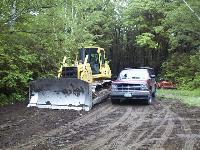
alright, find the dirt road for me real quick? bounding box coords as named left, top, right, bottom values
left=0, top=99, right=200, bottom=150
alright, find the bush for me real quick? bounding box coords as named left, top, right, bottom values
left=161, top=51, right=200, bottom=90
left=0, top=34, right=38, bottom=105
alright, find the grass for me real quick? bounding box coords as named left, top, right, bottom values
left=157, top=88, right=200, bottom=107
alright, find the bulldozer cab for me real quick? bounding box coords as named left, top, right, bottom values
left=79, top=47, right=105, bottom=74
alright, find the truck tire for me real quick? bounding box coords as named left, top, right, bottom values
left=146, top=96, right=152, bottom=105
left=152, top=85, right=156, bottom=97
left=152, top=92, right=156, bottom=97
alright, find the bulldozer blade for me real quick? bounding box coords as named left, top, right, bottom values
left=27, top=78, right=92, bottom=111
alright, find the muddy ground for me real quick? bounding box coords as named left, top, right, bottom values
left=0, top=98, right=200, bottom=150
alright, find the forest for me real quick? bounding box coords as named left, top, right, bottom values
left=0, top=0, right=200, bottom=105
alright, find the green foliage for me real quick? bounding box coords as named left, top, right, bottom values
left=157, top=89, right=200, bottom=107
left=0, top=0, right=200, bottom=105
left=162, top=51, right=200, bottom=89
left=0, top=0, right=116, bottom=105
left=156, top=0, right=200, bottom=90
left=136, top=33, right=158, bottom=49
left=0, top=33, right=38, bottom=104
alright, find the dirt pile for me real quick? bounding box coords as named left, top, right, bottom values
left=0, top=103, right=85, bottom=149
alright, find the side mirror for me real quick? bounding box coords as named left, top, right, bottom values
left=150, top=74, right=156, bottom=78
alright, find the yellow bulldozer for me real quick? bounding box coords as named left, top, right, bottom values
left=27, top=47, right=112, bottom=111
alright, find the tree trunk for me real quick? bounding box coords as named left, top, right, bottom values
left=9, top=0, right=16, bottom=31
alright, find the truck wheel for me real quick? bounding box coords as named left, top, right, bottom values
left=152, top=85, right=156, bottom=97
left=152, top=92, right=156, bottom=97
left=111, top=98, right=120, bottom=104
left=147, top=97, right=152, bottom=105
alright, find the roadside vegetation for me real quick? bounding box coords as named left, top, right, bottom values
left=0, top=0, right=199, bottom=105
left=157, top=89, right=200, bottom=107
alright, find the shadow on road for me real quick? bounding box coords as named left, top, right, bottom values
left=108, top=97, right=158, bottom=106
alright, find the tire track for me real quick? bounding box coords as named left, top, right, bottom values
left=127, top=106, right=172, bottom=149
left=98, top=107, right=139, bottom=150
left=5, top=99, right=199, bottom=150
left=100, top=106, right=151, bottom=150
left=152, top=118, right=175, bottom=149
left=164, top=103, right=195, bottom=150
left=64, top=106, right=133, bottom=150
left=177, top=115, right=195, bottom=150
left=54, top=105, right=118, bottom=139
left=155, top=101, right=195, bottom=150
left=87, top=107, right=134, bottom=150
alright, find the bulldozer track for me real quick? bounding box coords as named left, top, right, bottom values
left=1, top=99, right=200, bottom=150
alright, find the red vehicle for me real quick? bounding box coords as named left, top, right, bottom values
left=157, top=80, right=176, bottom=89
